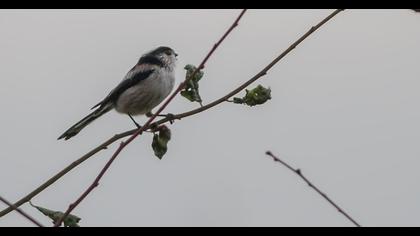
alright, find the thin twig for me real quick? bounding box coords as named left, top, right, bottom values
left=53, top=9, right=248, bottom=227
left=0, top=9, right=343, bottom=219
left=0, top=195, right=44, bottom=227
left=152, top=9, right=345, bottom=126
left=0, top=131, right=130, bottom=218
left=265, top=151, right=361, bottom=227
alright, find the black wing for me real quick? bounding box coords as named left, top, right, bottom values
left=91, top=68, right=155, bottom=110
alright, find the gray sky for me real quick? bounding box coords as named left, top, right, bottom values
left=0, top=9, right=420, bottom=227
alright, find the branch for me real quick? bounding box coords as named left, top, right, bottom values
left=265, top=151, right=361, bottom=227
left=0, top=9, right=343, bottom=220
left=0, top=130, right=131, bottom=218
left=0, top=195, right=44, bottom=227
left=53, top=9, right=248, bottom=227
left=153, top=10, right=345, bottom=125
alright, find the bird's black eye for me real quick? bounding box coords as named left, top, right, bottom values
left=165, top=50, right=172, bottom=56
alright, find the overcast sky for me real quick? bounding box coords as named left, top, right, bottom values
left=0, top=9, right=420, bottom=227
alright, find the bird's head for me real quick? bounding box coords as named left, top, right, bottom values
left=139, top=46, right=178, bottom=71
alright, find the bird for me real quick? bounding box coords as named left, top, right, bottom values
left=58, top=46, right=178, bottom=140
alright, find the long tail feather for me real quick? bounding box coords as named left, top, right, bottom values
left=58, top=104, right=112, bottom=140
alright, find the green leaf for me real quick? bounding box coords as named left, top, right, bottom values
left=233, top=84, right=271, bottom=106
left=151, top=125, right=172, bottom=159
left=29, top=202, right=81, bottom=227
left=181, top=64, right=204, bottom=104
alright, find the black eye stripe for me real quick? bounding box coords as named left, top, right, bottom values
left=137, top=55, right=165, bottom=67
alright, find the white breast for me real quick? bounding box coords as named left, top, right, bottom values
left=115, top=68, right=175, bottom=115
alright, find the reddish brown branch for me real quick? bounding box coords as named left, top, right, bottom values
left=265, top=151, right=361, bottom=227
left=0, top=195, right=44, bottom=227
left=53, top=9, right=248, bottom=227
left=0, top=9, right=343, bottom=220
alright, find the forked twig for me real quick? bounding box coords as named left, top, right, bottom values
left=53, top=9, right=248, bottom=227
left=1, top=9, right=344, bottom=222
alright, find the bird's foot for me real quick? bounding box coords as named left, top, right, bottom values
left=146, top=112, right=177, bottom=124
left=128, top=114, right=142, bottom=129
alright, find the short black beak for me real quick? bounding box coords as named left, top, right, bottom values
left=175, top=53, right=178, bottom=57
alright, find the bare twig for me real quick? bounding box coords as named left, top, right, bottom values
left=53, top=9, right=248, bottom=227
left=0, top=9, right=343, bottom=219
left=0, top=195, right=44, bottom=227
left=0, top=131, right=131, bottom=218
left=265, top=151, right=361, bottom=227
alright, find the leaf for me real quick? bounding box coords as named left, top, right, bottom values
left=181, top=64, right=204, bottom=104
left=233, top=84, right=272, bottom=106
left=151, top=125, right=171, bottom=159
left=29, top=201, right=81, bottom=227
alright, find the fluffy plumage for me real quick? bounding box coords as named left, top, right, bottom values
left=58, top=46, right=177, bottom=140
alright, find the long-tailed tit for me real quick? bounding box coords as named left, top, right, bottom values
left=58, top=46, right=177, bottom=140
